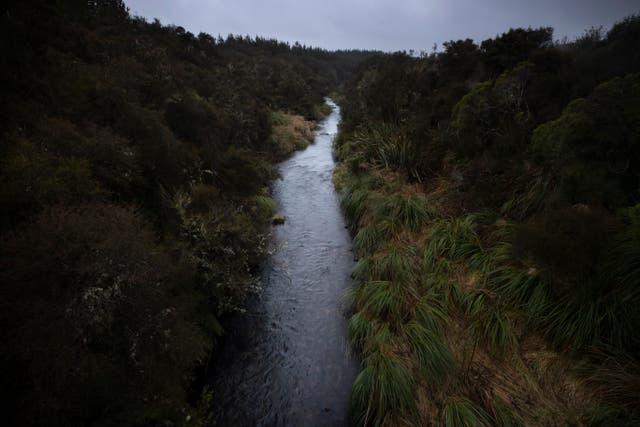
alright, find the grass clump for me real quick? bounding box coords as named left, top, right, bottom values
left=490, top=398, right=524, bottom=427
left=443, top=397, right=492, bottom=427
left=357, top=280, right=406, bottom=325
left=350, top=351, right=416, bottom=427
left=270, top=111, right=316, bottom=158
left=404, top=321, right=455, bottom=382
left=374, top=192, right=435, bottom=232
left=353, top=223, right=388, bottom=257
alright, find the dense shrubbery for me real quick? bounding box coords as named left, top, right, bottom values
left=337, top=15, right=640, bottom=426
left=1, top=203, right=208, bottom=425
left=0, top=1, right=372, bottom=425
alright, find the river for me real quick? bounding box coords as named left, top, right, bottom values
left=208, top=99, right=358, bottom=426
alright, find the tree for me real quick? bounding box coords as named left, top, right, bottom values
left=481, top=27, right=553, bottom=76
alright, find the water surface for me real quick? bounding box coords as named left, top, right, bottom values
left=209, top=100, right=358, bottom=426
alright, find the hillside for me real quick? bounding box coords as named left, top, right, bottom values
left=0, top=1, right=372, bottom=425
left=335, top=15, right=640, bottom=426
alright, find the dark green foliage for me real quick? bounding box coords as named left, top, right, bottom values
left=0, top=140, right=105, bottom=226
left=350, top=351, right=416, bottom=426
left=0, top=2, right=374, bottom=426
left=338, top=12, right=640, bottom=426
left=490, top=398, right=524, bottom=427
left=354, top=124, right=422, bottom=180
left=531, top=73, right=640, bottom=208
left=443, top=397, right=492, bottom=427
left=480, top=27, right=553, bottom=77
left=0, top=204, right=208, bottom=426
left=404, top=321, right=455, bottom=382
left=374, top=193, right=435, bottom=231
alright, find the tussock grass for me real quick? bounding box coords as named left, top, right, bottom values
left=490, top=398, right=524, bottom=427
left=374, top=192, right=435, bottom=232
left=348, top=312, right=372, bottom=350
left=370, top=244, right=419, bottom=283
left=270, top=111, right=315, bottom=156
left=582, top=403, right=640, bottom=427
left=350, top=350, right=416, bottom=427
left=443, top=397, right=491, bottom=427
left=480, top=309, right=517, bottom=355
left=252, top=195, right=276, bottom=220
left=342, top=187, right=374, bottom=225
left=357, top=280, right=406, bottom=324
left=487, top=265, right=549, bottom=313
left=353, top=223, right=387, bottom=257
left=352, top=257, right=374, bottom=284
left=354, top=123, right=421, bottom=180
left=404, top=320, right=455, bottom=382
left=424, top=216, right=481, bottom=271
left=415, top=295, right=449, bottom=333
left=576, top=349, right=640, bottom=411
left=457, top=289, right=487, bottom=316
left=335, top=125, right=632, bottom=425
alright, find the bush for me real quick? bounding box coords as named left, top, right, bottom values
left=0, top=203, right=209, bottom=426
left=531, top=73, right=640, bottom=209
left=0, top=140, right=104, bottom=228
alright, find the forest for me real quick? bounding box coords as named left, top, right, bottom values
left=2, top=0, right=639, bottom=426
left=0, top=1, right=372, bottom=425
left=335, top=14, right=640, bottom=427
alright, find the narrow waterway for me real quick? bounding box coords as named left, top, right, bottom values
left=208, top=99, right=358, bottom=426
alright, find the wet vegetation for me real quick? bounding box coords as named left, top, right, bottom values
left=3, top=1, right=640, bottom=426
left=335, top=14, right=640, bottom=426
left=0, top=1, right=373, bottom=426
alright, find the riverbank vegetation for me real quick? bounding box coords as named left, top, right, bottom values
left=0, top=1, right=374, bottom=425
left=270, top=111, right=318, bottom=158
left=335, top=15, right=640, bottom=426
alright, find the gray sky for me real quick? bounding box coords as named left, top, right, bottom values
left=125, top=0, right=639, bottom=51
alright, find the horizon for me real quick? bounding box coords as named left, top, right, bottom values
left=125, top=0, right=638, bottom=52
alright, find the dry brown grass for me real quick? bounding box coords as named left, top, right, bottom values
left=271, top=111, right=316, bottom=158
left=340, top=156, right=602, bottom=426
left=410, top=309, right=595, bottom=426
left=405, top=179, right=594, bottom=425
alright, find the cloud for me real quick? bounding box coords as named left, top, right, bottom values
left=125, top=0, right=639, bottom=51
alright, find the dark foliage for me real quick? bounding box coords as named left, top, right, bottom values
left=337, top=13, right=640, bottom=426
left=0, top=1, right=374, bottom=425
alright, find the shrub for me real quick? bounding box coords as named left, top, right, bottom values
left=0, top=203, right=208, bottom=426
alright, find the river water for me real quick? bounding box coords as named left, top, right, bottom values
left=208, top=100, right=358, bottom=426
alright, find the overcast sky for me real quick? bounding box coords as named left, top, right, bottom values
left=125, top=0, right=639, bottom=52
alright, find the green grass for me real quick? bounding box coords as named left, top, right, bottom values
left=404, top=320, right=455, bottom=382
left=373, top=193, right=435, bottom=232
left=348, top=311, right=374, bottom=352
left=443, top=397, right=492, bottom=427
left=353, top=223, right=387, bottom=257
left=480, top=309, right=517, bottom=355
left=353, top=123, right=421, bottom=180
left=357, top=280, right=406, bottom=325
left=424, top=216, right=481, bottom=272
left=350, top=350, right=416, bottom=427
left=370, top=244, right=419, bottom=283
left=352, top=256, right=374, bottom=284
left=415, top=295, right=449, bottom=333
left=342, top=187, right=373, bottom=225
left=338, top=126, right=640, bottom=424
left=252, top=195, right=276, bottom=220
left=487, top=265, right=549, bottom=313
left=491, top=398, right=524, bottom=427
